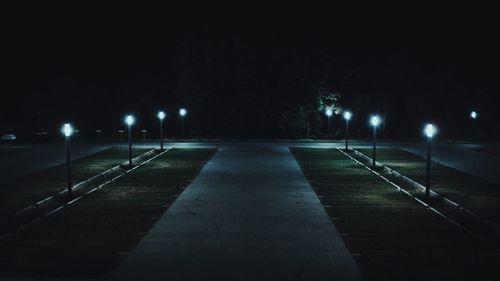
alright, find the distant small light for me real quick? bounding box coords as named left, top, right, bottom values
left=157, top=111, right=166, bottom=120
left=343, top=111, right=352, bottom=121
left=179, top=108, right=187, bottom=117
left=325, top=108, right=333, bottom=117
left=62, top=123, right=73, bottom=137
left=424, top=124, right=437, bottom=138
left=370, top=115, right=382, bottom=127
left=470, top=111, right=478, bottom=119
left=125, top=115, right=135, bottom=126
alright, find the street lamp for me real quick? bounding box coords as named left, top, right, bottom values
left=125, top=115, right=135, bottom=167
left=62, top=123, right=74, bottom=197
left=157, top=111, right=166, bottom=150
left=343, top=111, right=352, bottom=151
left=370, top=115, right=382, bottom=168
left=179, top=108, right=187, bottom=138
left=325, top=108, right=333, bottom=136
left=118, top=130, right=124, bottom=141
left=424, top=123, right=437, bottom=199
left=96, top=129, right=102, bottom=141
left=470, top=111, right=478, bottom=120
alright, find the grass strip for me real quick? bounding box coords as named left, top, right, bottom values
left=357, top=148, right=500, bottom=226
left=0, top=148, right=216, bottom=278
left=0, top=147, right=150, bottom=221
left=291, top=147, right=498, bottom=281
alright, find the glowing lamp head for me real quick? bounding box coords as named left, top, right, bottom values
left=370, top=115, right=382, bottom=127
left=325, top=108, right=333, bottom=117
left=125, top=115, right=135, bottom=126
left=343, top=111, right=352, bottom=121
left=424, top=124, right=437, bottom=138
left=470, top=111, right=478, bottom=119
left=179, top=108, right=187, bottom=117
left=157, top=111, right=166, bottom=120
left=62, top=123, right=73, bottom=137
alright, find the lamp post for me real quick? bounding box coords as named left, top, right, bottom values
left=370, top=115, right=382, bottom=168
left=125, top=115, right=135, bottom=167
left=141, top=130, right=147, bottom=142
left=62, top=123, right=73, bottom=197
left=96, top=129, right=102, bottom=141
left=424, top=124, right=437, bottom=199
left=343, top=111, right=352, bottom=151
left=179, top=108, right=187, bottom=138
left=158, top=111, right=166, bottom=150
left=470, top=110, right=478, bottom=140
left=325, top=108, right=333, bottom=136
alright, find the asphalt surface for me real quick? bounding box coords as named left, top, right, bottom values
left=114, top=143, right=364, bottom=281
left=0, top=143, right=111, bottom=184
left=400, top=142, right=500, bottom=185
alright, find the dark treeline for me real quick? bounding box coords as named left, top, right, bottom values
left=2, top=20, right=499, bottom=140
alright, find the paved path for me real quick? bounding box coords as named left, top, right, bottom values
left=114, top=143, right=363, bottom=281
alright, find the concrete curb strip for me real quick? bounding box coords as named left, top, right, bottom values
left=0, top=148, right=172, bottom=241
left=8, top=149, right=157, bottom=220
left=351, top=148, right=500, bottom=233
left=338, top=148, right=489, bottom=244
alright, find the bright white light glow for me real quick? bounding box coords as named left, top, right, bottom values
left=125, top=115, right=135, bottom=126
left=62, top=123, right=73, bottom=137
left=157, top=111, right=166, bottom=120
left=179, top=108, right=187, bottom=117
left=370, top=115, right=382, bottom=127
left=470, top=111, right=478, bottom=119
left=424, top=124, right=437, bottom=138
left=325, top=108, right=333, bottom=117
left=343, top=111, right=352, bottom=121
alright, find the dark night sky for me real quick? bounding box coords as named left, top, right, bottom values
left=2, top=7, right=499, bottom=139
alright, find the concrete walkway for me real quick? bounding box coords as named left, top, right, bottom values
left=114, top=143, right=363, bottom=281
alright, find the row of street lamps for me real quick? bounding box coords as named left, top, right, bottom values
left=61, top=108, right=188, bottom=197
left=333, top=110, right=437, bottom=199
left=60, top=107, right=476, bottom=199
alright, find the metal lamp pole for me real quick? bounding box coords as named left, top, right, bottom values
left=424, top=124, right=437, bottom=199
left=128, top=124, right=132, bottom=166
left=343, top=111, right=352, bottom=151
left=179, top=108, right=187, bottom=138
left=370, top=115, right=381, bottom=168
left=158, top=111, right=165, bottom=150
left=125, top=115, right=135, bottom=167
left=325, top=108, right=333, bottom=137
left=372, top=125, right=377, bottom=167
left=62, top=124, right=73, bottom=197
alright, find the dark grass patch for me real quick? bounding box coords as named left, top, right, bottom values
left=357, top=148, right=500, bottom=226
left=0, top=147, right=150, bottom=220
left=291, top=147, right=498, bottom=281
left=0, top=148, right=216, bottom=278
